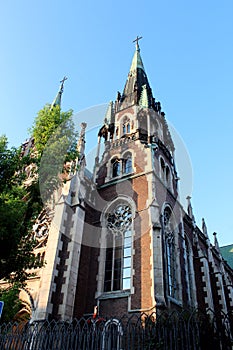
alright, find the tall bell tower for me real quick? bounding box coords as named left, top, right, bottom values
left=75, top=38, right=185, bottom=318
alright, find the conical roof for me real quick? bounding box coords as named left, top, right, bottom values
left=119, top=39, right=154, bottom=109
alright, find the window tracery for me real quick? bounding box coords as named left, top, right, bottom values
left=122, top=116, right=131, bottom=136
left=104, top=204, right=132, bottom=292
left=110, top=153, right=133, bottom=178
left=32, top=208, right=53, bottom=249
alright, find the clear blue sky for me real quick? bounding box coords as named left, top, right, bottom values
left=1, top=0, right=232, bottom=246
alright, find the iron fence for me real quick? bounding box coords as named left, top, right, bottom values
left=0, top=309, right=232, bottom=350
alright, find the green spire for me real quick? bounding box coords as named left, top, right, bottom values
left=130, top=37, right=145, bottom=72
left=120, top=36, right=154, bottom=109
left=51, top=76, right=67, bottom=109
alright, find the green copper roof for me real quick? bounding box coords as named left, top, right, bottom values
left=120, top=41, right=154, bottom=109
left=139, top=84, right=149, bottom=107
left=220, top=244, right=233, bottom=269
left=51, top=76, right=67, bottom=109
left=129, top=46, right=145, bottom=73
left=51, top=91, right=62, bottom=108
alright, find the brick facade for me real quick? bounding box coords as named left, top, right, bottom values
left=17, top=43, right=233, bottom=321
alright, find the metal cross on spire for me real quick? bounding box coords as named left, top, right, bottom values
left=50, top=76, right=68, bottom=110
left=133, top=36, right=143, bottom=50
left=60, top=76, right=68, bottom=92
left=60, top=76, right=68, bottom=84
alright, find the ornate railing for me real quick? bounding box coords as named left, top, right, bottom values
left=0, top=309, right=232, bottom=349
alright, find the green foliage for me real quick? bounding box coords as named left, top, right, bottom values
left=31, top=104, right=79, bottom=204
left=0, top=103, right=78, bottom=283
left=0, top=187, right=27, bottom=258
left=0, top=137, right=42, bottom=283
left=0, top=136, right=26, bottom=191
left=0, top=284, right=21, bottom=322
left=30, top=104, right=74, bottom=156
left=38, top=115, right=79, bottom=203
left=0, top=171, right=41, bottom=282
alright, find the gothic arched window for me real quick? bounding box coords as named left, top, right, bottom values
left=163, top=207, right=177, bottom=299
left=122, top=116, right=130, bottom=137
left=160, top=158, right=165, bottom=182
left=104, top=204, right=132, bottom=292
left=185, top=235, right=194, bottom=305
left=165, top=166, right=170, bottom=188
left=123, top=153, right=132, bottom=174
left=112, top=158, right=121, bottom=177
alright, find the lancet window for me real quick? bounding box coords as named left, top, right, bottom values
left=122, top=116, right=131, bottom=136
left=104, top=204, right=132, bottom=292
left=160, top=158, right=171, bottom=189
left=111, top=154, right=133, bottom=178
left=185, top=235, right=194, bottom=305
left=112, top=158, right=121, bottom=177
left=160, top=158, right=165, bottom=181
left=123, top=153, right=132, bottom=174
left=163, top=207, right=177, bottom=299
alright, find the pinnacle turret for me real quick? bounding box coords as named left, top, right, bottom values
left=213, top=232, right=220, bottom=253
left=186, top=196, right=196, bottom=226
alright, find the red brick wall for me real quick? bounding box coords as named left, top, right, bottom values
left=99, top=297, right=128, bottom=318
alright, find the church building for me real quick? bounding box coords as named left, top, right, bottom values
left=17, top=39, right=233, bottom=321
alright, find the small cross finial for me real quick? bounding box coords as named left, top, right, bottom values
left=59, top=76, right=67, bottom=92
left=133, top=36, right=143, bottom=50
left=60, top=76, right=67, bottom=85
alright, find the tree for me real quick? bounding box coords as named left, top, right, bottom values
left=30, top=104, right=74, bottom=157
left=0, top=135, right=25, bottom=191
left=31, top=104, right=78, bottom=204
left=0, top=104, right=78, bottom=285
left=0, top=284, right=22, bottom=323
left=0, top=136, right=41, bottom=283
